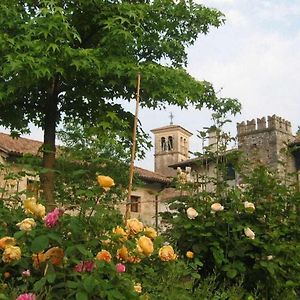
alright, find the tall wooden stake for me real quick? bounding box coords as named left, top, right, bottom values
left=125, top=73, right=141, bottom=222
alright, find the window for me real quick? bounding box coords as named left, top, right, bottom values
left=130, top=195, right=140, bottom=213
left=293, top=149, right=300, bottom=171
left=167, top=136, right=173, bottom=150
left=161, top=137, right=167, bottom=151
left=27, top=179, right=39, bottom=198
left=225, top=163, right=235, bottom=180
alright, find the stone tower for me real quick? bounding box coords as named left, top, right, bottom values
left=237, top=115, right=293, bottom=172
left=151, top=124, right=192, bottom=176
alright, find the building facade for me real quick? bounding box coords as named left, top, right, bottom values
left=152, top=115, right=300, bottom=188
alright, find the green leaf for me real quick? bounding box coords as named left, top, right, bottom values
left=14, top=230, right=26, bottom=239
left=83, top=276, right=96, bottom=294
left=226, top=268, right=237, bottom=279
left=33, top=277, right=47, bottom=292
left=66, top=280, right=79, bottom=289
left=46, top=271, right=56, bottom=283
left=76, top=244, right=91, bottom=256
left=76, top=291, right=89, bottom=300
left=47, top=232, right=63, bottom=244
left=31, top=235, right=49, bottom=252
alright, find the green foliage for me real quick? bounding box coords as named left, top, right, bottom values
left=162, top=166, right=300, bottom=299
left=0, top=0, right=241, bottom=203
left=0, top=0, right=240, bottom=132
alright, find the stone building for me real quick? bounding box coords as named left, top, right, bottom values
left=0, top=132, right=42, bottom=199
left=151, top=124, right=192, bottom=176
left=0, top=114, right=299, bottom=226
left=0, top=132, right=171, bottom=227
left=152, top=115, right=300, bottom=188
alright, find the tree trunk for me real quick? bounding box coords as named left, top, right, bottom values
left=40, top=77, right=59, bottom=209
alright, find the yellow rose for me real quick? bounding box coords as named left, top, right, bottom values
left=137, top=236, right=154, bottom=256
left=35, top=204, right=46, bottom=218
left=134, top=282, right=142, bottom=293
left=144, top=227, right=157, bottom=239
left=186, top=251, right=194, bottom=259
left=96, top=250, right=112, bottom=262
left=16, top=218, right=36, bottom=231
left=0, top=237, right=16, bottom=250
left=126, top=218, right=144, bottom=235
left=23, top=197, right=45, bottom=218
left=112, top=226, right=128, bottom=242
left=23, top=197, right=37, bottom=212
left=97, top=175, right=115, bottom=191
left=2, top=245, right=21, bottom=263
left=116, top=246, right=129, bottom=261
left=158, top=245, right=177, bottom=262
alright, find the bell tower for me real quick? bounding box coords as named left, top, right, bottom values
left=151, top=124, right=192, bottom=176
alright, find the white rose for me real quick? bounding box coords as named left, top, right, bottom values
left=211, top=203, right=224, bottom=213
left=244, top=201, right=255, bottom=213
left=186, top=207, right=198, bottom=219
left=244, top=227, right=255, bottom=240
left=267, top=255, right=274, bottom=261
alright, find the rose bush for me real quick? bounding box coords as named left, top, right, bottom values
left=162, top=166, right=300, bottom=298
left=0, top=175, right=185, bottom=300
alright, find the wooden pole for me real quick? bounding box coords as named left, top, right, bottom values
left=125, top=73, right=141, bottom=222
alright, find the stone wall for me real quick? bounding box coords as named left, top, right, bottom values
left=237, top=115, right=294, bottom=174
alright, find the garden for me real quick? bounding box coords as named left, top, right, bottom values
left=0, top=0, right=299, bottom=299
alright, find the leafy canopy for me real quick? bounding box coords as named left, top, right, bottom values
left=0, top=0, right=240, bottom=133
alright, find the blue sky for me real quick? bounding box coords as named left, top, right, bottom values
left=2, top=0, right=299, bottom=171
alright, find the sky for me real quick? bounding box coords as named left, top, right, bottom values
left=2, top=0, right=300, bottom=171
left=135, top=0, right=300, bottom=170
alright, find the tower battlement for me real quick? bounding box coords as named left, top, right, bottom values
left=237, top=115, right=292, bottom=136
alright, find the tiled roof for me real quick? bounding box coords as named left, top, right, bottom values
left=0, top=132, right=171, bottom=184
left=169, top=148, right=239, bottom=168
left=0, top=132, right=42, bottom=156
left=134, top=166, right=172, bottom=184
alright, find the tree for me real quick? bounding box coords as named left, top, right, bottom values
left=0, top=0, right=240, bottom=206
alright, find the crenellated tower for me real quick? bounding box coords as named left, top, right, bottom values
left=151, top=124, right=192, bottom=176
left=237, top=115, right=293, bottom=171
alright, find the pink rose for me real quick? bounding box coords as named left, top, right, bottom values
left=74, top=261, right=95, bottom=273
left=44, top=208, right=63, bottom=228
left=16, top=293, right=36, bottom=300
left=116, top=263, right=126, bottom=273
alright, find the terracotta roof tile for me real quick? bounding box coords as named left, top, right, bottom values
left=134, top=166, right=172, bottom=184
left=0, top=132, right=42, bottom=156
left=0, top=132, right=171, bottom=184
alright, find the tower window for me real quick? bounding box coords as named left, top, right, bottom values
left=161, top=137, right=167, bottom=151
left=167, top=136, right=173, bottom=151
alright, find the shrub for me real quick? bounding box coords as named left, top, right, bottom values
left=162, top=166, right=300, bottom=298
